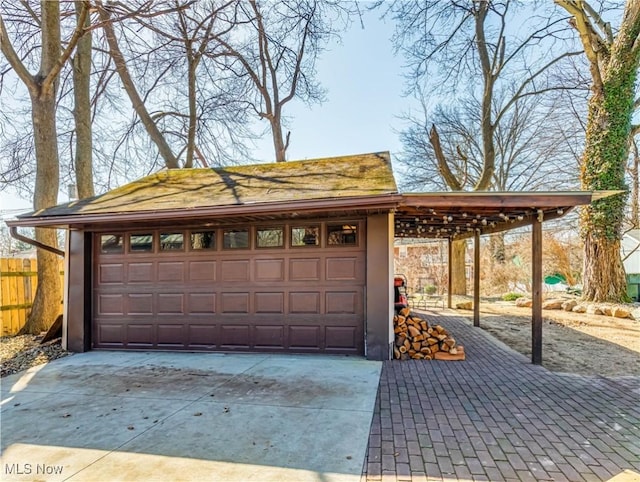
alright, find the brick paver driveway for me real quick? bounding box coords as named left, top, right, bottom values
left=363, top=313, right=639, bottom=482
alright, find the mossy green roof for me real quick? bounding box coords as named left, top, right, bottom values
left=29, top=152, right=397, bottom=218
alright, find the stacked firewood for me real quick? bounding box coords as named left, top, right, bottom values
left=393, top=308, right=465, bottom=361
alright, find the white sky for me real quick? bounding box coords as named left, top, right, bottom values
left=1, top=11, right=411, bottom=212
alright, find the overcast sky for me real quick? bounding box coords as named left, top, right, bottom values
left=1, top=10, right=411, bottom=212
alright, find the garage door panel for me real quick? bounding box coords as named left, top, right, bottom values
left=99, top=264, right=124, bottom=284
left=188, top=324, right=218, bottom=347
left=326, top=291, right=359, bottom=314
left=289, top=292, right=320, bottom=313
left=255, top=259, right=284, bottom=281
left=97, top=323, right=125, bottom=346
left=221, top=293, right=250, bottom=313
left=127, top=294, right=153, bottom=314
left=97, top=294, right=124, bottom=315
left=289, top=325, right=321, bottom=349
left=189, top=260, right=216, bottom=281
left=158, top=293, right=184, bottom=314
left=128, top=262, right=154, bottom=282
left=220, top=324, right=250, bottom=348
left=326, top=257, right=359, bottom=280
left=188, top=293, right=216, bottom=314
left=325, top=326, right=358, bottom=350
left=289, top=258, right=320, bottom=280
left=157, top=324, right=186, bottom=347
left=221, top=259, right=250, bottom=281
left=255, top=292, right=284, bottom=313
left=158, top=261, right=184, bottom=282
left=254, top=325, right=284, bottom=348
left=127, top=324, right=155, bottom=346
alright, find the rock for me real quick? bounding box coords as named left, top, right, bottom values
left=601, top=306, right=614, bottom=316
left=515, top=297, right=532, bottom=308
left=542, top=299, right=564, bottom=310
left=562, top=300, right=577, bottom=311
left=612, top=307, right=632, bottom=319
left=632, top=307, right=640, bottom=321
left=572, top=304, right=587, bottom=313
left=586, top=305, right=603, bottom=315
left=456, top=301, right=473, bottom=310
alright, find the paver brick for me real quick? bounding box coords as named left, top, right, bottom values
left=361, top=314, right=640, bottom=482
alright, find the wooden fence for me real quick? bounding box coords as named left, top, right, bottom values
left=0, top=258, right=64, bottom=336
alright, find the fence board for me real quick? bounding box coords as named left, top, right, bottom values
left=0, top=258, right=64, bottom=336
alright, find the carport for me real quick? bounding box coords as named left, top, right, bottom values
left=393, top=191, right=616, bottom=364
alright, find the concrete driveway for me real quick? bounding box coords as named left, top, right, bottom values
left=1, top=351, right=381, bottom=481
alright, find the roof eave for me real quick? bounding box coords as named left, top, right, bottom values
left=399, top=191, right=598, bottom=208
left=5, top=193, right=402, bottom=229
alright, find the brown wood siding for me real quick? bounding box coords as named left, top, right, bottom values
left=92, top=220, right=365, bottom=354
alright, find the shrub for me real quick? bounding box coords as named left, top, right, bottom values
left=502, top=292, right=524, bottom=301
left=424, top=285, right=437, bottom=295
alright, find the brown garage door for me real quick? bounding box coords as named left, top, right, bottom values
left=92, top=220, right=365, bottom=354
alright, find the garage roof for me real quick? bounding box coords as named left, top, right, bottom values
left=15, top=152, right=396, bottom=223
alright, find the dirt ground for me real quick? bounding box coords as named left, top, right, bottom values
left=454, top=301, right=639, bottom=378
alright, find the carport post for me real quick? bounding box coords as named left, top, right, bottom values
left=473, top=230, right=480, bottom=327
left=532, top=216, right=543, bottom=364
left=447, top=238, right=453, bottom=309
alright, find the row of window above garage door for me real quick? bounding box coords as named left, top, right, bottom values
left=98, top=222, right=359, bottom=254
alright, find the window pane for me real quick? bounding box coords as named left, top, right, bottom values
left=100, top=234, right=123, bottom=254
left=223, top=228, right=249, bottom=249
left=160, top=232, right=184, bottom=251
left=130, top=233, right=154, bottom=252
left=257, top=227, right=283, bottom=248
left=291, top=226, right=319, bottom=247
left=327, top=224, right=358, bottom=245
left=191, top=231, right=216, bottom=250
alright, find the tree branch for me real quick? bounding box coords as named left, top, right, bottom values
left=42, top=1, right=90, bottom=92
left=429, top=124, right=463, bottom=191
left=0, top=14, right=36, bottom=91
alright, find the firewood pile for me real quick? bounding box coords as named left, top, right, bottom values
left=393, top=308, right=465, bottom=361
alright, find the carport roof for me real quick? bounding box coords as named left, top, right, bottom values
left=393, top=191, right=618, bottom=240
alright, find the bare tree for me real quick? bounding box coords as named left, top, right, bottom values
left=211, top=0, right=353, bottom=162
left=388, top=0, right=582, bottom=295
left=556, top=0, right=640, bottom=302
left=94, top=0, right=254, bottom=170
left=0, top=0, right=89, bottom=334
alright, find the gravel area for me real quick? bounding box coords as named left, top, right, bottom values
left=0, top=335, right=71, bottom=378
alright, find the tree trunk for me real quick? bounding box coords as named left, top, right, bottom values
left=581, top=233, right=627, bottom=301
left=185, top=52, right=198, bottom=169
left=270, top=110, right=288, bottom=162
left=630, top=140, right=639, bottom=228
left=73, top=0, right=94, bottom=199
left=488, top=233, right=505, bottom=263
left=579, top=42, right=638, bottom=302
left=19, top=93, right=62, bottom=334
left=450, top=239, right=467, bottom=295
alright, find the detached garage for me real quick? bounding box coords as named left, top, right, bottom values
left=7, top=151, right=605, bottom=361
left=10, top=153, right=399, bottom=359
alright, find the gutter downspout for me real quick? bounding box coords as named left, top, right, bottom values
left=9, top=226, right=65, bottom=257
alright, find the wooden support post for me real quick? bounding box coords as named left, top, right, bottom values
left=447, top=237, right=453, bottom=309
left=532, top=216, right=543, bottom=364
left=473, top=231, right=480, bottom=327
